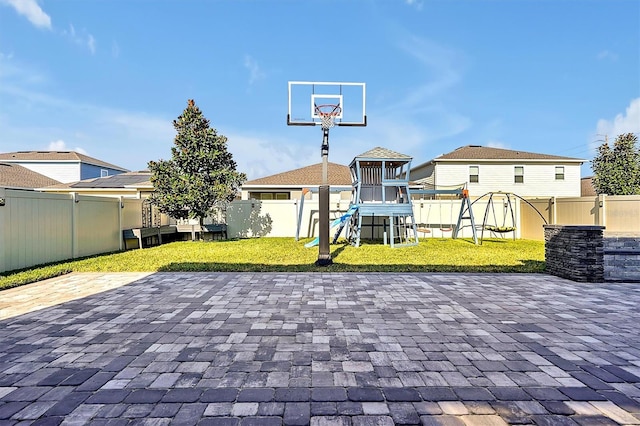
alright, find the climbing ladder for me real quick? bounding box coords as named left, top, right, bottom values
left=452, top=189, right=477, bottom=244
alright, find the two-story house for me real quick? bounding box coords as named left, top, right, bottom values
left=410, top=145, right=584, bottom=198
left=0, top=151, right=129, bottom=184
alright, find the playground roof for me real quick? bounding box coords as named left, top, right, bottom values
left=243, top=162, right=351, bottom=186
left=0, top=163, right=61, bottom=189
left=433, top=145, right=584, bottom=162
left=354, top=147, right=412, bottom=160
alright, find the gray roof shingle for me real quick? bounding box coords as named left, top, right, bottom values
left=435, top=145, right=584, bottom=162
left=0, top=151, right=129, bottom=171
left=244, top=162, right=351, bottom=186
left=354, top=147, right=412, bottom=160
left=0, top=163, right=62, bottom=189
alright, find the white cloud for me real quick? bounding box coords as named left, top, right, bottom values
left=393, top=36, right=462, bottom=110
left=0, top=0, right=51, bottom=29
left=405, top=0, right=424, bottom=10
left=111, top=41, right=120, bottom=59
left=61, top=24, right=96, bottom=54
left=487, top=140, right=509, bottom=149
left=352, top=34, right=471, bottom=159
left=87, top=34, right=96, bottom=55
left=595, top=98, right=640, bottom=140
left=244, top=55, right=266, bottom=86
left=0, top=63, right=174, bottom=170
left=47, top=139, right=88, bottom=154
left=597, top=50, right=618, bottom=61
left=0, top=52, right=47, bottom=85
left=0, top=2, right=96, bottom=54
left=587, top=98, right=640, bottom=161
left=224, top=130, right=317, bottom=180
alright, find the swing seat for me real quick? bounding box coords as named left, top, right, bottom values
left=417, top=228, right=431, bottom=233
left=485, top=225, right=516, bottom=233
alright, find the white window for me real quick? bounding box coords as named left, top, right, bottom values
left=555, top=166, right=565, bottom=180
left=469, top=166, right=479, bottom=183
left=514, top=166, right=524, bottom=183
left=101, top=169, right=109, bottom=177
left=249, top=192, right=290, bottom=200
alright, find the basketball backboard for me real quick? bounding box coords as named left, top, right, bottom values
left=287, top=81, right=366, bottom=127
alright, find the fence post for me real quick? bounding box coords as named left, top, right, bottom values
left=597, top=194, right=606, bottom=227
left=71, top=192, right=79, bottom=259
left=0, top=188, right=5, bottom=273
left=119, top=196, right=124, bottom=251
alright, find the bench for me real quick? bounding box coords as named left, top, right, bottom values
left=122, top=225, right=178, bottom=249
left=176, top=223, right=228, bottom=241
left=202, top=224, right=227, bottom=240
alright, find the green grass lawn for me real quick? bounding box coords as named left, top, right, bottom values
left=0, top=237, right=545, bottom=291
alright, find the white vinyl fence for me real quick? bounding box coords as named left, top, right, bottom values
left=223, top=198, right=507, bottom=241
left=9, top=188, right=637, bottom=273
left=0, top=188, right=125, bottom=273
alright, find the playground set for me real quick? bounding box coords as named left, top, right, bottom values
left=287, top=81, right=545, bottom=259
left=294, top=146, right=482, bottom=248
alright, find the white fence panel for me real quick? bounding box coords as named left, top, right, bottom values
left=224, top=198, right=508, bottom=241
left=1, top=189, right=127, bottom=273
left=0, top=189, right=73, bottom=272
left=75, top=195, right=121, bottom=258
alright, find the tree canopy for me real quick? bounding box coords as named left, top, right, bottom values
left=591, top=132, right=640, bottom=195
left=148, top=99, right=246, bottom=222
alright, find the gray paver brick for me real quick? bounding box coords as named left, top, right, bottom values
left=3, top=272, right=640, bottom=425
left=201, top=388, right=239, bottom=403
left=275, top=388, right=310, bottom=402
left=283, top=402, right=310, bottom=425
left=312, top=387, right=347, bottom=402
left=351, top=415, right=394, bottom=426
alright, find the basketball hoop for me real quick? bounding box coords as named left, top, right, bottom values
left=315, top=104, right=342, bottom=129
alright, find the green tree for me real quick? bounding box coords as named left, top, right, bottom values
left=591, top=132, right=640, bottom=195
left=148, top=99, right=246, bottom=224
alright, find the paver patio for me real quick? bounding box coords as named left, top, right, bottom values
left=0, top=272, right=639, bottom=425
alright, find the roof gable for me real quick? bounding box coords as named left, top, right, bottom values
left=244, top=162, right=351, bottom=186
left=0, top=151, right=129, bottom=171
left=0, top=163, right=61, bottom=189
left=354, top=147, right=412, bottom=160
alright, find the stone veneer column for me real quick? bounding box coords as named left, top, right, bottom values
left=544, top=225, right=604, bottom=282
left=604, top=232, right=640, bottom=282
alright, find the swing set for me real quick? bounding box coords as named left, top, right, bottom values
left=412, top=183, right=478, bottom=244
left=471, top=192, right=548, bottom=244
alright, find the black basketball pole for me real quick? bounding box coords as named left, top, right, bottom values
left=316, top=127, right=332, bottom=266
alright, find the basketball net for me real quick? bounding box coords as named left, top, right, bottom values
left=315, top=104, right=342, bottom=130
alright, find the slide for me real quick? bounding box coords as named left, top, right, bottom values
left=304, top=206, right=358, bottom=248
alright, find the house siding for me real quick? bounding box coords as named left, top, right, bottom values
left=80, top=163, right=125, bottom=180
left=242, top=188, right=350, bottom=202
left=17, top=162, right=82, bottom=184
left=434, top=162, right=581, bottom=198
left=410, top=163, right=435, bottom=185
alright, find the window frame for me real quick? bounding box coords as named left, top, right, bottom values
left=555, top=166, right=565, bottom=180
left=469, top=165, right=479, bottom=184
left=248, top=192, right=291, bottom=201
left=514, top=166, right=524, bottom=184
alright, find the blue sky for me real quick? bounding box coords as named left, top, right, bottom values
left=1, top=0, right=638, bottom=180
